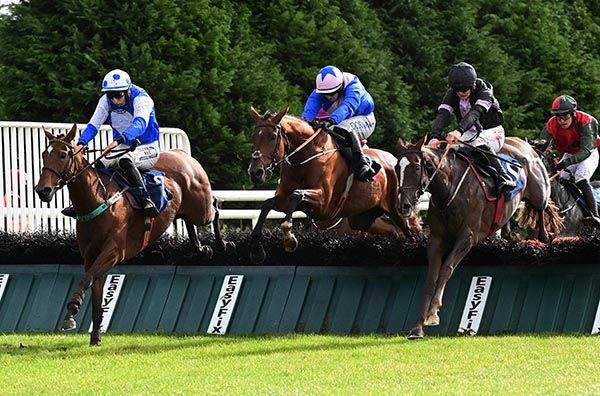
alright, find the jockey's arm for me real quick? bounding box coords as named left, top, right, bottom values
left=78, top=97, right=110, bottom=146
left=456, top=103, right=487, bottom=134
left=329, top=85, right=361, bottom=124
left=121, top=95, right=154, bottom=144
left=565, top=121, right=599, bottom=165
left=301, top=92, right=322, bottom=121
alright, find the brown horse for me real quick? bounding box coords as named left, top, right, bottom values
left=311, top=214, right=414, bottom=238
left=35, top=124, right=233, bottom=345
left=531, top=140, right=600, bottom=236
left=247, top=107, right=421, bottom=263
left=395, top=135, right=561, bottom=339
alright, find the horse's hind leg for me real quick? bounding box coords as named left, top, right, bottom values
left=211, top=197, right=235, bottom=253
left=185, top=220, right=212, bottom=258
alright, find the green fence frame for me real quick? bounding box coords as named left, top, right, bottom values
left=0, top=264, right=599, bottom=335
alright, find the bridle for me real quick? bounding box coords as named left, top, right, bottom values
left=251, top=119, right=335, bottom=175
left=41, top=139, right=85, bottom=189
left=396, top=149, right=427, bottom=202
left=251, top=121, right=290, bottom=174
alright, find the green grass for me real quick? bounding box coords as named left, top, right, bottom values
left=1, top=333, right=599, bottom=395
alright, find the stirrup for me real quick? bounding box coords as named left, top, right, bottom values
left=497, top=178, right=516, bottom=194
left=355, top=163, right=377, bottom=182
left=143, top=199, right=160, bottom=218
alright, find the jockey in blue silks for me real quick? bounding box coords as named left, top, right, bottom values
left=64, top=69, right=161, bottom=218
left=301, top=65, right=379, bottom=181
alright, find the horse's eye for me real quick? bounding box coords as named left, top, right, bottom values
left=60, top=152, right=67, bottom=159
left=270, top=134, right=277, bottom=141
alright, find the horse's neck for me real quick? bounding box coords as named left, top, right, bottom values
left=67, top=158, right=106, bottom=210
left=426, top=150, right=465, bottom=207
left=283, top=119, right=333, bottom=154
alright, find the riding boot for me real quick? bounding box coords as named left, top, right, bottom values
left=341, top=127, right=379, bottom=181
left=119, top=158, right=160, bottom=217
left=481, top=147, right=516, bottom=195
left=576, top=179, right=600, bottom=226
left=61, top=205, right=76, bottom=218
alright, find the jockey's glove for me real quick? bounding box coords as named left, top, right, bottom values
left=311, top=118, right=335, bottom=131
left=556, top=160, right=570, bottom=171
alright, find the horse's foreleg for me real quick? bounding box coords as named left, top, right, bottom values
left=427, top=232, right=474, bottom=327
left=62, top=241, right=122, bottom=341
left=211, top=197, right=235, bottom=254
left=408, top=236, right=445, bottom=340
left=250, top=197, right=275, bottom=263
left=61, top=270, right=93, bottom=331
left=89, top=277, right=104, bottom=346
left=281, top=190, right=305, bottom=253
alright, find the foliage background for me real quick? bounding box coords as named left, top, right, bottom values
left=1, top=0, right=599, bottom=188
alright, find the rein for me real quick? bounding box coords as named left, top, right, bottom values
left=43, top=139, right=133, bottom=222
left=252, top=121, right=337, bottom=174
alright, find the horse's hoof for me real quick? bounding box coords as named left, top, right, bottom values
left=200, top=246, right=213, bottom=259
left=61, top=318, right=77, bottom=331
left=407, top=327, right=424, bottom=340
left=90, top=334, right=102, bottom=346
left=424, top=313, right=440, bottom=327
left=224, top=241, right=236, bottom=254
left=250, top=245, right=266, bottom=264
left=284, top=235, right=298, bottom=253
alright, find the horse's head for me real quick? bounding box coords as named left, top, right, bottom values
left=395, top=135, right=429, bottom=217
left=530, top=138, right=558, bottom=174
left=247, top=106, right=289, bottom=184
left=35, top=124, right=81, bottom=202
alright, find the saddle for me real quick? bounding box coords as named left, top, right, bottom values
left=455, top=149, right=524, bottom=201
left=97, top=168, right=172, bottom=213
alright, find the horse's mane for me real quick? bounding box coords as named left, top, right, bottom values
left=279, top=114, right=320, bottom=140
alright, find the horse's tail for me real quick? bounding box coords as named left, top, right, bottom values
left=517, top=198, right=564, bottom=234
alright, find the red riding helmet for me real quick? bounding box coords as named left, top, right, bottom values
left=550, top=95, right=577, bottom=116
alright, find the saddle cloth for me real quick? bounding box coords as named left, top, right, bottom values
left=97, top=168, right=172, bottom=213
left=498, top=154, right=525, bottom=201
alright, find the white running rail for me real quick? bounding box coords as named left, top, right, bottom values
left=0, top=121, right=429, bottom=234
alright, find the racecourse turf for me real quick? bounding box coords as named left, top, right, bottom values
left=0, top=333, right=598, bottom=395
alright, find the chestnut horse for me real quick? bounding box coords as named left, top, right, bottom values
left=35, top=124, right=232, bottom=345
left=395, top=135, right=561, bottom=339
left=247, top=107, right=421, bottom=263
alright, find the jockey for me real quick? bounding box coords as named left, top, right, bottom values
left=428, top=62, right=516, bottom=194
left=301, top=65, right=379, bottom=181
left=540, top=94, right=600, bottom=225
left=63, top=69, right=161, bottom=218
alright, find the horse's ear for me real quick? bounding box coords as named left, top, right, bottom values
left=272, top=106, right=289, bottom=125
left=65, top=124, right=77, bottom=143
left=249, top=106, right=261, bottom=122
left=397, top=137, right=406, bottom=151
left=43, top=126, right=55, bottom=141
left=416, top=134, right=427, bottom=149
